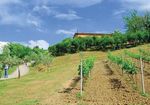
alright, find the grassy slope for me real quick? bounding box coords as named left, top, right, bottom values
left=0, top=51, right=106, bottom=105
left=0, top=44, right=149, bottom=105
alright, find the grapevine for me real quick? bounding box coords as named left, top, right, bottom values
left=139, top=48, right=150, bottom=57
left=108, top=53, right=137, bottom=75
left=124, top=50, right=150, bottom=62
left=78, top=56, right=95, bottom=78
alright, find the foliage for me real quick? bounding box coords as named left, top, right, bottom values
left=124, top=50, right=141, bottom=59
left=78, top=56, right=96, bottom=78
left=0, top=43, right=53, bottom=72
left=48, top=11, right=150, bottom=56
left=49, top=30, right=149, bottom=56
left=124, top=11, right=150, bottom=33
left=0, top=63, right=3, bottom=77
left=108, top=52, right=137, bottom=74
left=7, top=43, right=32, bottom=59
left=0, top=48, right=22, bottom=66
left=124, top=50, right=150, bottom=62
left=124, top=10, right=144, bottom=33
left=76, top=92, right=82, bottom=99
left=139, top=48, right=150, bottom=56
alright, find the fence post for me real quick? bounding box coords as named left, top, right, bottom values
left=140, top=57, right=145, bottom=94
left=80, top=59, right=83, bottom=96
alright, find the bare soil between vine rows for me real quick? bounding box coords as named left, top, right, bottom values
left=60, top=60, right=150, bottom=105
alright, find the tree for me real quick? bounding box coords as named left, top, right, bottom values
left=142, top=12, right=150, bottom=41
left=0, top=62, right=3, bottom=77
left=143, top=12, right=150, bottom=32
left=113, top=31, right=127, bottom=49
left=7, top=43, right=32, bottom=59
left=84, top=37, right=95, bottom=49
left=124, top=10, right=143, bottom=33
left=99, top=36, right=113, bottom=50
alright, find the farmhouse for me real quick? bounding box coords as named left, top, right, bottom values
left=73, top=33, right=112, bottom=38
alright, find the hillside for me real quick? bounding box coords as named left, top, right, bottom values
left=0, top=44, right=150, bottom=105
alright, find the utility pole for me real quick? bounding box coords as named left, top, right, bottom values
left=140, top=57, right=145, bottom=94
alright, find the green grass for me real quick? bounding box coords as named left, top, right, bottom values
left=8, top=66, right=17, bottom=74
left=0, top=50, right=107, bottom=105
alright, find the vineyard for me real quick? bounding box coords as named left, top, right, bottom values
left=107, top=46, right=150, bottom=96
left=0, top=3, right=150, bottom=105
left=61, top=45, right=150, bottom=105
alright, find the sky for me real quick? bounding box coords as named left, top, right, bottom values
left=0, top=0, right=150, bottom=49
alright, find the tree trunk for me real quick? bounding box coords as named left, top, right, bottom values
left=18, top=66, right=20, bottom=79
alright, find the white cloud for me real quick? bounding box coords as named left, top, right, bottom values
left=33, top=5, right=81, bottom=21
left=0, top=6, right=25, bottom=26
left=27, top=14, right=42, bottom=27
left=119, top=0, right=150, bottom=11
left=0, top=0, right=23, bottom=25
left=0, top=41, right=8, bottom=54
left=27, top=19, right=39, bottom=27
left=0, top=41, right=8, bottom=48
left=0, top=0, right=82, bottom=33
left=32, top=5, right=55, bottom=15
left=36, top=0, right=103, bottom=8
left=56, top=29, right=77, bottom=36
left=55, top=10, right=81, bottom=20
left=0, top=0, right=44, bottom=32
left=113, top=10, right=126, bottom=16
left=36, top=28, right=47, bottom=33
left=0, top=0, right=103, bottom=34
left=94, top=31, right=111, bottom=34
left=28, top=40, right=49, bottom=50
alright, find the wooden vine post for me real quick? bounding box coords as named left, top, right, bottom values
left=140, top=57, right=145, bottom=94
left=80, top=52, right=83, bottom=96
left=80, top=58, right=83, bottom=96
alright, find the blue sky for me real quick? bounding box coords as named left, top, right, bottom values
left=0, top=0, right=150, bottom=49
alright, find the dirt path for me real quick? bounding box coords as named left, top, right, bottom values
left=83, top=61, right=119, bottom=104
left=0, top=64, right=29, bottom=80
